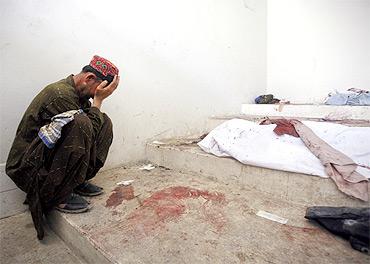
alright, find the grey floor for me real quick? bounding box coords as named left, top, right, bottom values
left=48, top=166, right=370, bottom=264
left=0, top=212, right=83, bottom=264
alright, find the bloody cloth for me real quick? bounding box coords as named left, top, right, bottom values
left=261, top=119, right=369, bottom=201
left=260, top=119, right=299, bottom=137
left=6, top=75, right=113, bottom=239
left=292, top=120, right=369, bottom=201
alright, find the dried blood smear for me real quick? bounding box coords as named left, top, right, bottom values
left=106, top=185, right=135, bottom=208
left=126, top=186, right=227, bottom=235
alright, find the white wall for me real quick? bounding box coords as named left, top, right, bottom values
left=267, top=0, right=370, bottom=103
left=0, top=0, right=266, bottom=217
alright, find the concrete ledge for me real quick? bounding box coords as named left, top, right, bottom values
left=241, top=104, right=370, bottom=120
left=146, top=143, right=368, bottom=207
left=46, top=211, right=112, bottom=264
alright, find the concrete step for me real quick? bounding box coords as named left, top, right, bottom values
left=1, top=212, right=85, bottom=264
left=46, top=166, right=369, bottom=263
left=146, top=142, right=368, bottom=207
left=241, top=104, right=370, bottom=120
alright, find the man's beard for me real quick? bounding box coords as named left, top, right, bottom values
left=80, top=94, right=92, bottom=101
left=77, top=86, right=93, bottom=101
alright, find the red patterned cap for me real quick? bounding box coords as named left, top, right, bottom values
left=89, top=55, right=119, bottom=77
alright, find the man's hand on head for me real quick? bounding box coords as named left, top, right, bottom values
left=93, top=75, right=120, bottom=109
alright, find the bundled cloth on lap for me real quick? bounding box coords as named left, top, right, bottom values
left=38, top=109, right=84, bottom=148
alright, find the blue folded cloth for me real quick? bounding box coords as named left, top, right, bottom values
left=38, top=109, right=84, bottom=148
left=325, top=90, right=370, bottom=106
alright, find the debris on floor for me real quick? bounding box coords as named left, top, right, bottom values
left=139, top=163, right=156, bottom=171
left=305, top=206, right=370, bottom=254
left=158, top=165, right=171, bottom=170
left=117, top=179, right=135, bottom=186
left=256, top=210, right=288, bottom=224
left=152, top=140, right=166, bottom=145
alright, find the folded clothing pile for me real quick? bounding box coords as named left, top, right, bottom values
left=255, top=94, right=281, bottom=104
left=325, top=88, right=370, bottom=106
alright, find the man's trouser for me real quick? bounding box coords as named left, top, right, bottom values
left=7, top=113, right=113, bottom=239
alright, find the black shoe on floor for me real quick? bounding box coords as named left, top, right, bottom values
left=55, top=193, right=89, bottom=213
left=74, top=181, right=103, bottom=197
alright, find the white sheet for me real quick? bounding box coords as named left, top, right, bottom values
left=198, top=119, right=370, bottom=178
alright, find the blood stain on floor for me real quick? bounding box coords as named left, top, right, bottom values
left=125, top=186, right=227, bottom=236
left=106, top=185, right=135, bottom=208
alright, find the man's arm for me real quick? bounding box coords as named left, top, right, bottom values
left=42, top=75, right=119, bottom=138
left=44, top=95, right=104, bottom=139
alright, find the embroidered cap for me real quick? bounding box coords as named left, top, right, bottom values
left=86, top=55, right=119, bottom=83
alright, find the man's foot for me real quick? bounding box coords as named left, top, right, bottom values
left=74, top=181, right=103, bottom=197
left=55, top=193, right=89, bottom=213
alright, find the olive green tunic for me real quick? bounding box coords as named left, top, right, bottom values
left=6, top=75, right=104, bottom=176
left=6, top=75, right=113, bottom=240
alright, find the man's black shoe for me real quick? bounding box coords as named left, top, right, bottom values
left=55, top=193, right=89, bottom=213
left=75, top=181, right=103, bottom=197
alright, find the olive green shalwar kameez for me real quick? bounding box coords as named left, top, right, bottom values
left=6, top=75, right=113, bottom=239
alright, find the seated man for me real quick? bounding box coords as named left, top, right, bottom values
left=6, top=55, right=120, bottom=240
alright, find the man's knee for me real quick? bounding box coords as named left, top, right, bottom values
left=103, top=113, right=112, bottom=129
left=102, top=113, right=113, bottom=137
left=93, top=113, right=113, bottom=167
left=68, top=114, right=93, bottom=138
